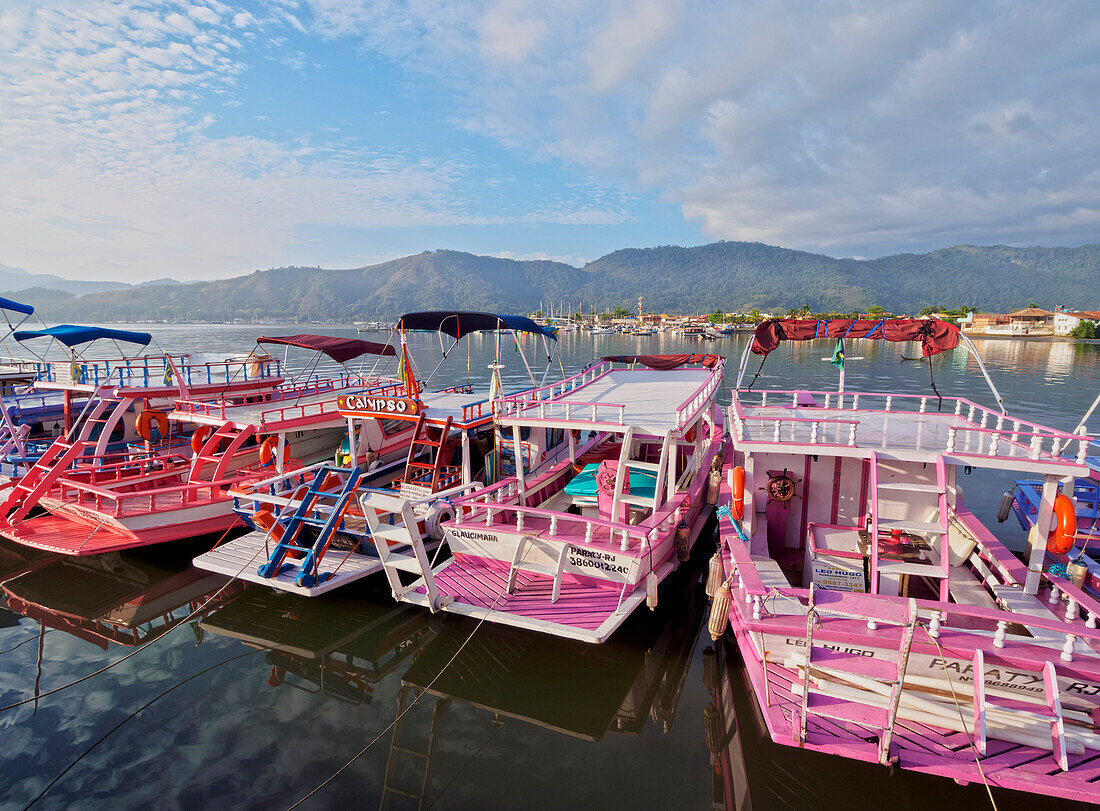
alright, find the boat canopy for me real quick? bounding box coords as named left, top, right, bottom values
left=602, top=353, right=722, bottom=369
left=751, top=317, right=960, bottom=358
left=0, top=296, right=34, bottom=317
left=13, top=325, right=152, bottom=348
left=256, top=334, right=396, bottom=363
left=397, top=311, right=557, bottom=341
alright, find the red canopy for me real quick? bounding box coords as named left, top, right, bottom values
left=602, top=353, right=723, bottom=370
left=257, top=335, right=396, bottom=363
left=750, top=318, right=959, bottom=358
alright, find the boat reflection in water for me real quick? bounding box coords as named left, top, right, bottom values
left=199, top=587, right=437, bottom=705
left=704, top=638, right=1090, bottom=811
left=1, top=547, right=234, bottom=649
left=371, top=560, right=708, bottom=806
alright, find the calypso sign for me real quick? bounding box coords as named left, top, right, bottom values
left=337, top=394, right=421, bottom=416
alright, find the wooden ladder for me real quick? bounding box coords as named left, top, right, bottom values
left=798, top=586, right=918, bottom=764
left=506, top=534, right=571, bottom=603
left=870, top=452, right=950, bottom=600
left=401, top=414, right=456, bottom=492
left=361, top=489, right=448, bottom=612
left=0, top=439, right=88, bottom=526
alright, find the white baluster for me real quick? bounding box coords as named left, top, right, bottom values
left=1050, top=436, right=1062, bottom=458
left=486, top=507, right=494, bottom=526
left=565, top=403, right=571, bottom=420
left=967, top=405, right=975, bottom=422
left=1079, top=439, right=1089, bottom=465
left=1062, top=634, right=1076, bottom=662
left=773, top=421, right=781, bottom=442
left=981, top=411, right=989, bottom=429
left=993, top=620, right=1007, bottom=648
left=810, top=422, right=819, bottom=444
left=752, top=595, right=761, bottom=620
left=852, top=394, right=859, bottom=410
left=584, top=523, right=593, bottom=543
left=919, top=397, right=927, bottom=413
left=516, top=511, right=525, bottom=531
left=988, top=433, right=1000, bottom=456
left=946, top=427, right=957, bottom=453
left=866, top=620, right=878, bottom=630
left=954, top=400, right=962, bottom=416
left=1049, top=585, right=1060, bottom=605
left=885, top=395, right=893, bottom=411
left=824, top=393, right=831, bottom=408
left=761, top=392, right=768, bottom=407
left=618, top=405, right=625, bottom=424
left=620, top=530, right=629, bottom=550
left=591, top=405, right=597, bottom=421
left=1012, top=420, right=1021, bottom=443
left=1065, top=599, right=1077, bottom=623
left=1030, top=436, right=1042, bottom=459
left=929, top=612, right=942, bottom=639
left=549, top=515, right=558, bottom=536
left=848, top=423, right=857, bottom=446
left=995, top=415, right=1004, bottom=431
left=1088, top=612, right=1098, bottom=629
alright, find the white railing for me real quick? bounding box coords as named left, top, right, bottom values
left=674, top=364, right=724, bottom=427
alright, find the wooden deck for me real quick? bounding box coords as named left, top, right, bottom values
left=193, top=530, right=387, bottom=596
left=0, top=513, right=143, bottom=555
left=404, top=556, right=665, bottom=644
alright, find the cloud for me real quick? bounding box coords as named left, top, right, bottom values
left=0, top=0, right=627, bottom=281
left=302, top=0, right=1100, bottom=255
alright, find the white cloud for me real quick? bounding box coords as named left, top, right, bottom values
left=303, top=0, right=1100, bottom=255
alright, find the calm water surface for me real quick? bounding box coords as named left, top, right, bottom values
left=1, top=327, right=1097, bottom=809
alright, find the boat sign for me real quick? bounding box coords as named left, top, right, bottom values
left=338, top=394, right=420, bottom=416
left=811, top=558, right=866, bottom=593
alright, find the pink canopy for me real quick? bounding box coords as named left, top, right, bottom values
left=257, top=335, right=396, bottom=363
left=750, top=318, right=960, bottom=358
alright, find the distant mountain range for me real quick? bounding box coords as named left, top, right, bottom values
left=4, top=242, right=1098, bottom=322
left=0, top=263, right=181, bottom=299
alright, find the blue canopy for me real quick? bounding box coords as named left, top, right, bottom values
left=13, top=325, right=153, bottom=348
left=0, top=296, right=33, bottom=316
left=398, top=311, right=557, bottom=341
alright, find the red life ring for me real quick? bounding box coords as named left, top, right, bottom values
left=259, top=436, right=278, bottom=467
left=190, top=425, right=211, bottom=454
left=136, top=409, right=168, bottom=442
left=1046, top=493, right=1077, bottom=555
left=731, top=466, right=745, bottom=520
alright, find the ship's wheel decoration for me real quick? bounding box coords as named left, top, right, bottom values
left=762, top=468, right=801, bottom=508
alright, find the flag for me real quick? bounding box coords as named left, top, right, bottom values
left=830, top=338, right=845, bottom=370
left=162, top=362, right=174, bottom=386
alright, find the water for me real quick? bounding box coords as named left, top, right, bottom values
left=0, top=327, right=1097, bottom=809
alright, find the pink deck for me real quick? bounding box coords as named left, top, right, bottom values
left=1, top=511, right=237, bottom=555
left=418, top=558, right=631, bottom=633
left=728, top=628, right=1100, bottom=804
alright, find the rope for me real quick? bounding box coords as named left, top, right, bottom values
left=24, top=649, right=260, bottom=808
left=287, top=587, right=509, bottom=809
left=920, top=623, right=999, bottom=811
left=0, top=537, right=270, bottom=715
left=0, top=630, right=53, bottom=656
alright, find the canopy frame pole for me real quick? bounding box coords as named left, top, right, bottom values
left=957, top=334, right=1006, bottom=414
left=734, top=339, right=755, bottom=391
left=1057, top=390, right=1099, bottom=455
left=423, top=337, right=459, bottom=386
left=513, top=330, right=536, bottom=385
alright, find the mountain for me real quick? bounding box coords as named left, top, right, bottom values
left=0, top=263, right=131, bottom=297
left=12, top=242, right=1100, bottom=322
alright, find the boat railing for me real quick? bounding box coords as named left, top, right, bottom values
left=494, top=361, right=613, bottom=408
left=496, top=397, right=628, bottom=427
left=729, top=404, right=862, bottom=446
left=731, top=393, right=1089, bottom=463
left=52, top=354, right=282, bottom=389
left=673, top=363, right=724, bottom=428
left=176, top=379, right=405, bottom=423
left=51, top=465, right=264, bottom=515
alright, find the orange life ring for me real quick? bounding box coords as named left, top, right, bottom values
left=253, top=507, right=303, bottom=559
left=259, top=436, right=278, bottom=467
left=731, top=466, right=745, bottom=520
left=1046, top=493, right=1077, bottom=555
left=190, top=425, right=211, bottom=454
left=136, top=409, right=168, bottom=442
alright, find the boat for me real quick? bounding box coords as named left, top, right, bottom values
left=194, top=311, right=560, bottom=596
left=711, top=316, right=1100, bottom=804
left=382, top=351, right=724, bottom=643
left=0, top=333, right=403, bottom=556
left=1009, top=390, right=1100, bottom=596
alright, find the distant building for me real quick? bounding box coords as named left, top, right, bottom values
left=1006, top=307, right=1055, bottom=335
left=1053, top=310, right=1100, bottom=335
left=962, top=312, right=1010, bottom=334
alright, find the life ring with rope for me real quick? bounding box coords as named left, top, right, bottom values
left=136, top=409, right=168, bottom=443
left=190, top=425, right=211, bottom=455
left=730, top=466, right=745, bottom=520
left=1046, top=493, right=1077, bottom=555
left=259, top=436, right=278, bottom=467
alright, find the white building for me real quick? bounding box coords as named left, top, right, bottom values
left=1053, top=310, right=1100, bottom=335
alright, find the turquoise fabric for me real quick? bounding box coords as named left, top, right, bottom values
left=565, top=463, right=657, bottom=499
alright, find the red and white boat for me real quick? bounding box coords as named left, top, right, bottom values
left=0, top=333, right=405, bottom=556
left=712, top=317, right=1100, bottom=804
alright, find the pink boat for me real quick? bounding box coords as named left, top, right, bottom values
left=0, top=334, right=406, bottom=555
left=394, top=352, right=726, bottom=643
left=712, top=317, right=1100, bottom=804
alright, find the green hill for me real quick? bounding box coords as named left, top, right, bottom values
left=18, top=241, right=1100, bottom=322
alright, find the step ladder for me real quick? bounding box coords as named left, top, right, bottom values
left=798, top=585, right=918, bottom=764
left=255, top=466, right=361, bottom=587
left=973, top=650, right=1068, bottom=771
left=361, top=489, right=448, bottom=612
left=0, top=403, right=30, bottom=461
left=609, top=427, right=673, bottom=520
left=0, top=439, right=89, bottom=527
left=507, top=534, right=571, bottom=603
left=188, top=424, right=255, bottom=485
left=380, top=686, right=450, bottom=810
left=870, top=452, right=950, bottom=601
left=401, top=414, right=458, bottom=493
left=76, top=399, right=124, bottom=447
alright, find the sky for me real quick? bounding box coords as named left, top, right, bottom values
left=1, top=0, right=1098, bottom=283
